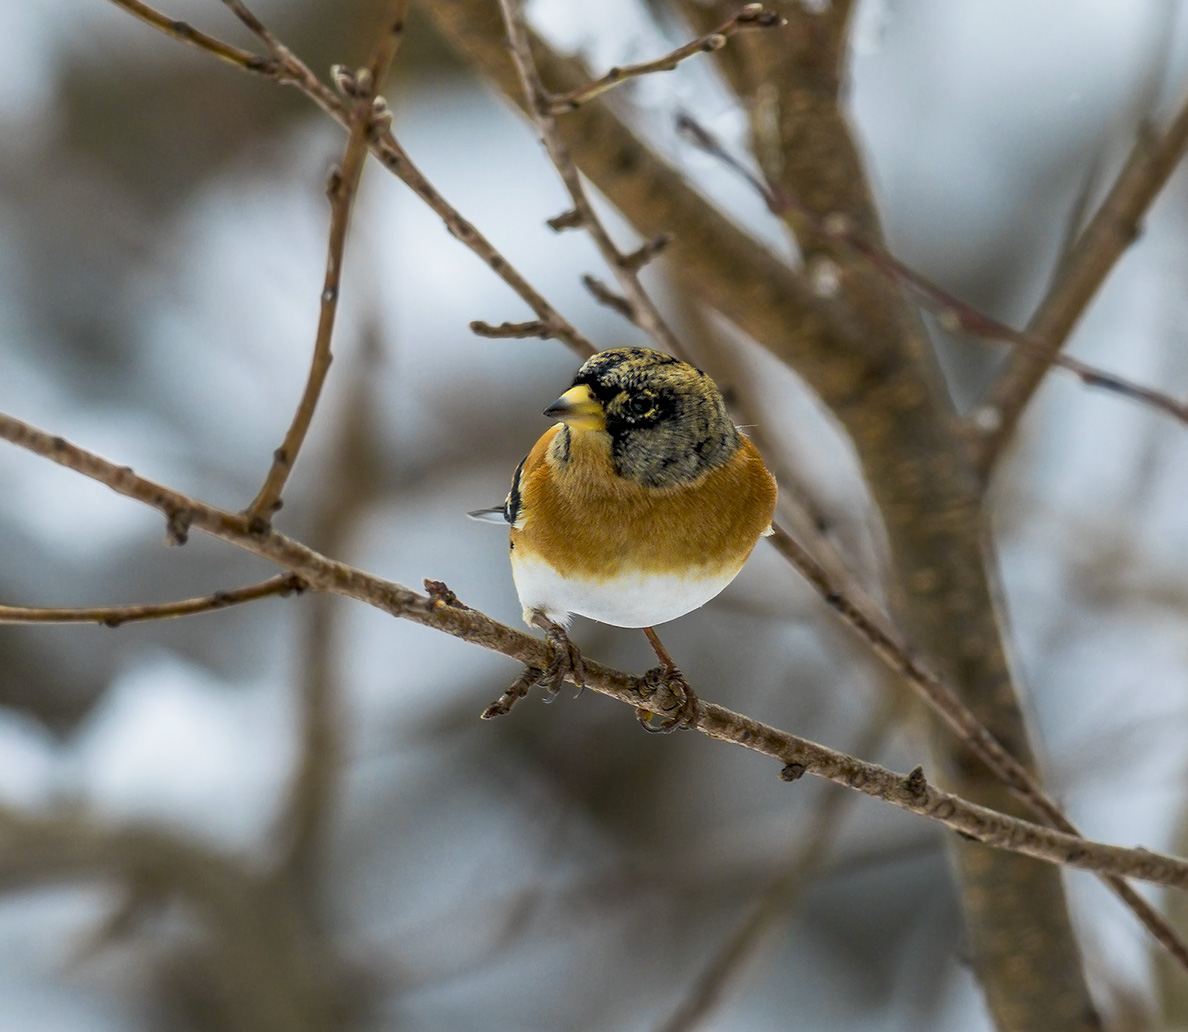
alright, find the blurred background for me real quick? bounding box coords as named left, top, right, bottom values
left=1, top=1, right=1188, bottom=1029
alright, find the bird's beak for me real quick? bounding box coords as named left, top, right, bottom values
left=543, top=384, right=606, bottom=431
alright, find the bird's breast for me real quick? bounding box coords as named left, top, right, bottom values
left=511, top=426, right=776, bottom=583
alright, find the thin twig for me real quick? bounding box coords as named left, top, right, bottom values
left=498, top=0, right=686, bottom=357
left=677, top=113, right=1188, bottom=439
left=4, top=412, right=1188, bottom=894
left=621, top=233, right=672, bottom=272
left=242, top=4, right=408, bottom=527
left=217, top=0, right=346, bottom=119
left=979, top=88, right=1188, bottom=479
left=104, top=0, right=276, bottom=75
left=469, top=320, right=555, bottom=340
left=0, top=574, right=304, bottom=627
left=581, top=274, right=634, bottom=320
left=219, top=0, right=287, bottom=55
left=548, top=4, right=785, bottom=113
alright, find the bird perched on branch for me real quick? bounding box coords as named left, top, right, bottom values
left=471, top=347, right=777, bottom=728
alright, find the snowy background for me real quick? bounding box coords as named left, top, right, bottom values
left=1, top=1, right=1188, bottom=1029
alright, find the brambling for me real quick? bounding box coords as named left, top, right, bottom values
left=472, top=347, right=777, bottom=726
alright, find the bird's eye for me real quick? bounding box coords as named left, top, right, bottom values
left=626, top=393, right=652, bottom=417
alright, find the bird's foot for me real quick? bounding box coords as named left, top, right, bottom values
left=481, top=613, right=585, bottom=719
left=530, top=611, right=586, bottom=698
left=636, top=664, right=700, bottom=733
left=635, top=626, right=701, bottom=733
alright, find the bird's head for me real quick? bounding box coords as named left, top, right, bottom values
left=544, top=347, right=740, bottom=488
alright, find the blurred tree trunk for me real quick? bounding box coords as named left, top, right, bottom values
left=1159, top=813, right=1188, bottom=1022
left=424, top=1, right=1100, bottom=1028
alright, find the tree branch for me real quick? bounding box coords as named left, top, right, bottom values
left=242, top=2, right=408, bottom=527
left=0, top=574, right=304, bottom=627
left=104, top=0, right=277, bottom=75
left=547, top=3, right=784, bottom=113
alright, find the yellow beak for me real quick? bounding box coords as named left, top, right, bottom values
left=543, top=384, right=606, bottom=431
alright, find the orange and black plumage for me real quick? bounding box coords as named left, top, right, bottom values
left=473, top=347, right=777, bottom=645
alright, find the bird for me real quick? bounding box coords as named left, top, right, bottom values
left=471, top=346, right=777, bottom=727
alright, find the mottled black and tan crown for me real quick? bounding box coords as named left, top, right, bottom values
left=566, top=347, right=740, bottom=488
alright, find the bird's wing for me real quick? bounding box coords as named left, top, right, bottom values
left=467, top=453, right=528, bottom=527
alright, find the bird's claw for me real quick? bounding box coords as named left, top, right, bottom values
left=483, top=613, right=586, bottom=718
left=536, top=617, right=585, bottom=699
left=635, top=664, right=700, bottom=734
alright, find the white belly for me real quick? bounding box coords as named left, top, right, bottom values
left=511, top=553, right=741, bottom=628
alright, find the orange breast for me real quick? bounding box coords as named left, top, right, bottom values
left=510, top=425, right=777, bottom=581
